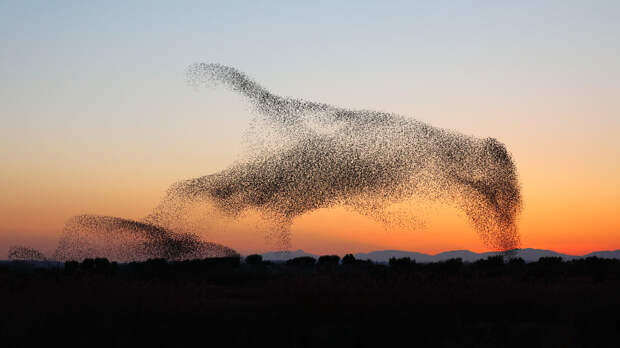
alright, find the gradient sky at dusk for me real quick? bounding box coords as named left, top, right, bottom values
left=1, top=1, right=619, bottom=256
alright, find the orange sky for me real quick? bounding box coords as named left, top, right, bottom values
left=1, top=157, right=618, bottom=257
left=1, top=87, right=619, bottom=257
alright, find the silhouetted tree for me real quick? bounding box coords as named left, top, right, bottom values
left=64, top=260, right=79, bottom=273
left=475, top=255, right=504, bottom=267
left=508, top=257, right=525, bottom=267
left=94, top=258, right=113, bottom=274
left=341, top=254, right=356, bottom=265
left=81, top=258, right=96, bottom=271
left=318, top=255, right=340, bottom=265
left=140, top=258, right=169, bottom=278
left=245, top=254, right=263, bottom=265
left=473, top=255, right=505, bottom=276
left=389, top=257, right=414, bottom=271
left=534, top=256, right=564, bottom=281
left=204, top=256, right=241, bottom=268
left=579, top=256, right=618, bottom=282
left=440, top=258, right=463, bottom=274
left=287, top=256, right=316, bottom=266
left=537, top=256, right=563, bottom=265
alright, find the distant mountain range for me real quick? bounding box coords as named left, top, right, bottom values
left=260, top=248, right=620, bottom=263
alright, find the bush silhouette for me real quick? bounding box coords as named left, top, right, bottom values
left=389, top=257, right=413, bottom=268
left=475, top=255, right=504, bottom=267
left=286, top=256, right=316, bottom=266
left=537, top=256, right=563, bottom=265
left=341, top=254, right=356, bottom=265
left=508, top=257, right=525, bottom=266
left=245, top=254, right=263, bottom=265
left=318, top=255, right=340, bottom=265
left=64, top=261, right=79, bottom=273
left=204, top=256, right=241, bottom=268
left=440, top=258, right=463, bottom=274
left=81, top=258, right=96, bottom=271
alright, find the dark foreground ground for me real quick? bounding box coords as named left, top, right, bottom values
left=1, top=255, right=619, bottom=348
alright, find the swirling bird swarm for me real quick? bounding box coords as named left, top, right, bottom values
left=9, top=63, right=522, bottom=261
left=8, top=246, right=47, bottom=261
left=148, top=63, right=522, bottom=251
left=52, top=215, right=237, bottom=262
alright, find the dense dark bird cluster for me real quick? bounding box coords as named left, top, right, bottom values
left=150, top=63, right=522, bottom=251
left=8, top=246, right=47, bottom=261
left=9, top=63, right=522, bottom=261
left=52, top=215, right=237, bottom=262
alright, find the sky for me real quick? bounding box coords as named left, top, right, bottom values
left=1, top=1, right=619, bottom=256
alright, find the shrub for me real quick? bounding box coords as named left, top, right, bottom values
left=64, top=261, right=79, bottom=273
left=441, top=258, right=463, bottom=273
left=341, top=254, right=356, bottom=265
left=81, top=258, right=96, bottom=271
left=508, top=257, right=525, bottom=266
left=245, top=254, right=263, bottom=265
left=475, top=255, right=505, bottom=268
left=318, top=255, right=340, bottom=265
left=286, top=256, right=316, bottom=266
left=537, top=256, right=563, bottom=265
left=202, top=256, right=241, bottom=268
left=389, top=257, right=415, bottom=271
